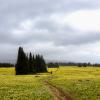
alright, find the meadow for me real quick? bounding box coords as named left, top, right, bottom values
left=0, top=68, right=53, bottom=100
left=49, top=67, right=100, bottom=100
left=0, top=67, right=100, bottom=100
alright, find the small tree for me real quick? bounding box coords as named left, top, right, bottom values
left=78, top=63, right=82, bottom=67
left=83, top=63, right=87, bottom=67
left=48, top=63, right=59, bottom=68
left=40, top=55, right=47, bottom=72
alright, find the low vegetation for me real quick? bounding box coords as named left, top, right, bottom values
left=0, top=68, right=53, bottom=100
left=49, top=67, right=100, bottom=100
left=0, top=67, right=100, bottom=100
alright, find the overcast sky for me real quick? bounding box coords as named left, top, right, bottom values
left=0, top=0, right=100, bottom=63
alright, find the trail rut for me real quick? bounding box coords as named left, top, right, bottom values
left=45, top=81, right=73, bottom=100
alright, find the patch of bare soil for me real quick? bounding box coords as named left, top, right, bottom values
left=45, top=81, right=73, bottom=100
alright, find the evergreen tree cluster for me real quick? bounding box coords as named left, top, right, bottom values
left=15, top=47, right=47, bottom=75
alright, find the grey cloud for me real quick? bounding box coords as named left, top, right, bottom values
left=0, top=0, right=100, bottom=62
left=32, top=17, right=100, bottom=46
left=54, top=32, right=100, bottom=46
left=0, top=14, right=100, bottom=47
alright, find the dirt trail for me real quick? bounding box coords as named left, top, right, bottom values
left=45, top=81, right=73, bottom=100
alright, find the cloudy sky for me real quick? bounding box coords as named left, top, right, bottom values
left=0, top=0, right=100, bottom=63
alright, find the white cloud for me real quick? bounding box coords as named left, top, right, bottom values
left=20, top=20, right=33, bottom=30
left=51, top=9, right=100, bottom=32
left=66, top=9, right=100, bottom=32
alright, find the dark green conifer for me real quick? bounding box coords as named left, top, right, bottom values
left=29, top=52, right=33, bottom=73
left=15, top=47, right=29, bottom=75
left=15, top=47, right=47, bottom=75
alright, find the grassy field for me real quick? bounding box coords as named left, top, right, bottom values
left=0, top=68, right=53, bottom=100
left=0, top=67, right=100, bottom=100
left=49, top=67, right=100, bottom=100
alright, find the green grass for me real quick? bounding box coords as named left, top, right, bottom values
left=0, top=67, right=100, bottom=100
left=48, top=67, right=100, bottom=100
left=0, top=68, right=15, bottom=75
left=0, top=68, right=53, bottom=100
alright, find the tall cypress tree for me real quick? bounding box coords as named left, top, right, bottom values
left=15, top=47, right=29, bottom=75
left=35, top=55, right=39, bottom=72
left=29, top=52, right=33, bottom=73
left=32, top=54, right=36, bottom=73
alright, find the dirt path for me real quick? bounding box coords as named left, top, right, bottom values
left=45, top=81, right=73, bottom=100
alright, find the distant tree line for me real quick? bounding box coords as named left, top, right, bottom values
left=0, top=63, right=14, bottom=67
left=77, top=63, right=88, bottom=67
left=93, top=63, right=100, bottom=67
left=55, top=62, right=91, bottom=67
left=57, top=62, right=100, bottom=67
left=47, top=62, right=59, bottom=68
left=15, top=47, right=47, bottom=75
